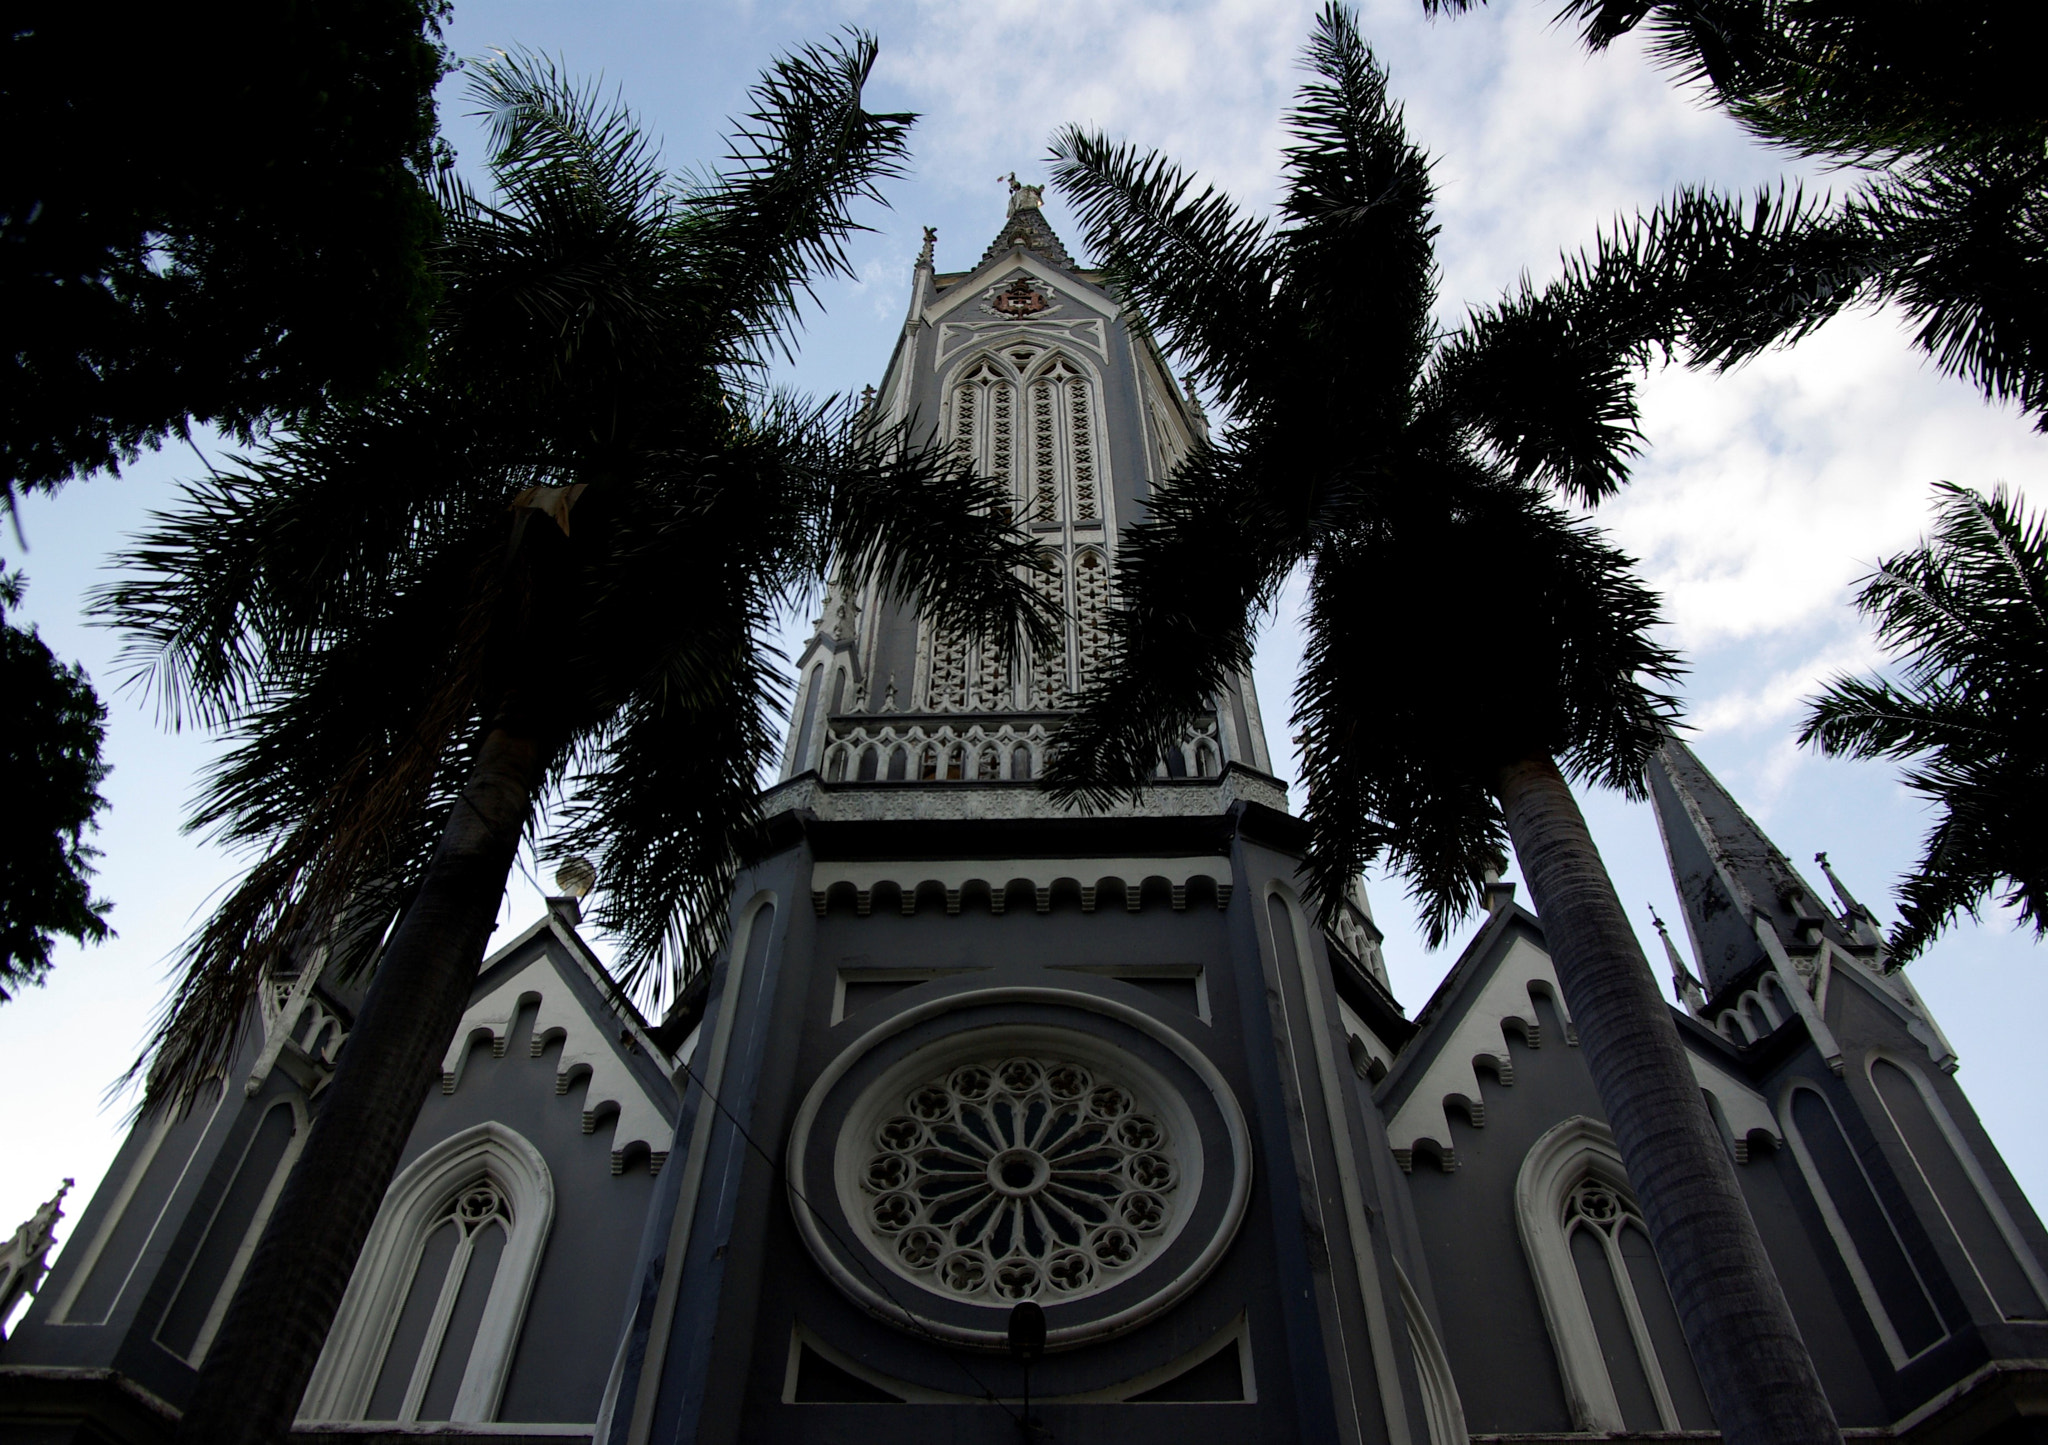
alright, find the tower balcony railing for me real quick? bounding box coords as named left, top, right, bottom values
left=820, top=713, right=1224, bottom=785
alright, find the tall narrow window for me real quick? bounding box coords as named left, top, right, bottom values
left=1518, top=1118, right=1713, bottom=1433
left=302, top=1124, right=553, bottom=1426
left=364, top=1179, right=510, bottom=1421
left=1029, top=557, right=1068, bottom=708
left=1074, top=550, right=1112, bottom=691
left=1029, top=371, right=1060, bottom=522
left=1784, top=1082, right=1947, bottom=1365
left=157, top=1100, right=302, bottom=1363
left=1869, top=1058, right=2048, bottom=1320
left=1067, top=369, right=1098, bottom=521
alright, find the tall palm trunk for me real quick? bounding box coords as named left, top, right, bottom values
left=1493, top=754, right=1839, bottom=1445
left=174, top=725, right=550, bottom=1445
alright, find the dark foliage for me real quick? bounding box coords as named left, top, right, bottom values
left=2, top=0, right=450, bottom=497
left=95, top=42, right=1052, bottom=1105
left=1801, top=482, right=2048, bottom=960
left=1425, top=0, right=2048, bottom=427
left=1042, top=6, right=1883, bottom=938
left=0, top=569, right=112, bottom=998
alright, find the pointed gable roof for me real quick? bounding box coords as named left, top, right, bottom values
left=1646, top=736, right=1856, bottom=997
left=978, top=177, right=1076, bottom=271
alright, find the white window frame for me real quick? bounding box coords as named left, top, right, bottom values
left=300, top=1122, right=554, bottom=1424
left=1515, top=1115, right=1694, bottom=1433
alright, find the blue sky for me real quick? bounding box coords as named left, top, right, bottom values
left=5, top=0, right=2045, bottom=1269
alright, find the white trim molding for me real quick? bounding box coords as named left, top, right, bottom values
left=1515, top=1116, right=1699, bottom=1433
left=301, top=1123, right=554, bottom=1424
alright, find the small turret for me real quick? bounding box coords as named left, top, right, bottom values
left=1650, top=906, right=1708, bottom=1014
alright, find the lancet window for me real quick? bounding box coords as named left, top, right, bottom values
left=1025, top=355, right=1102, bottom=524
left=302, top=1124, right=552, bottom=1426
left=1518, top=1119, right=1713, bottom=1433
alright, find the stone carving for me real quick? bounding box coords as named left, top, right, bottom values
left=857, top=1055, right=1178, bottom=1305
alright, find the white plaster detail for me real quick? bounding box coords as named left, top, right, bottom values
left=302, top=1123, right=554, bottom=1424
left=437, top=943, right=671, bottom=1174
left=1397, top=1262, right=1469, bottom=1445
left=1515, top=1117, right=1694, bottom=1433
left=809, top=855, right=1233, bottom=919
left=786, top=988, right=1251, bottom=1351
left=848, top=1050, right=1186, bottom=1305
left=1387, top=936, right=1574, bottom=1170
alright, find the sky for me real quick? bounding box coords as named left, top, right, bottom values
left=5, top=0, right=2045, bottom=1282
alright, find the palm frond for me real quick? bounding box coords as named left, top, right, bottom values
left=1278, top=4, right=1439, bottom=398
left=1046, top=441, right=1309, bottom=807
left=685, top=30, right=915, bottom=367
left=555, top=599, right=781, bottom=1005
left=1854, top=155, right=2048, bottom=424
left=1048, top=129, right=1280, bottom=412
left=1800, top=481, right=2048, bottom=960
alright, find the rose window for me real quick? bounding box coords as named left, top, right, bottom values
left=858, top=1055, right=1178, bottom=1304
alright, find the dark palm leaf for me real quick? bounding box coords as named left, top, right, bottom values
left=1801, top=481, right=2048, bottom=959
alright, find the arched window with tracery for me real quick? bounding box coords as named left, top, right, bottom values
left=1026, top=355, right=1103, bottom=524
left=1074, top=549, right=1112, bottom=691
left=301, top=1124, right=553, bottom=1426
left=1029, top=557, right=1069, bottom=708
left=1518, top=1118, right=1713, bottom=1433
left=949, top=359, right=1018, bottom=510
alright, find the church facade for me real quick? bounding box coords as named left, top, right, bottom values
left=5, top=186, right=2046, bottom=1445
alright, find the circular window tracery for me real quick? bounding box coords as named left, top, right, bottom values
left=858, top=1055, right=1180, bottom=1304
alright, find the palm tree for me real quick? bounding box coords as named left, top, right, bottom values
left=1800, top=481, right=2047, bottom=960
left=1047, top=8, right=1838, bottom=1443
left=96, top=43, right=1051, bottom=1445
left=1427, top=0, right=2048, bottom=426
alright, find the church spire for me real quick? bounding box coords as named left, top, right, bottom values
left=978, top=173, right=1076, bottom=271
left=1645, top=735, right=1858, bottom=999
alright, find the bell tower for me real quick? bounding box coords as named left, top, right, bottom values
left=596, top=185, right=1442, bottom=1445
left=777, top=176, right=1272, bottom=792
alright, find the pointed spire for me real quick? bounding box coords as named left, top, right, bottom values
left=1650, top=906, right=1708, bottom=1014
left=978, top=173, right=1075, bottom=271
left=1646, top=736, right=1857, bottom=998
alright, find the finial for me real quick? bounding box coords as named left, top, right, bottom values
left=554, top=857, right=596, bottom=899
left=916, top=226, right=935, bottom=269
left=860, top=383, right=877, bottom=414
left=882, top=674, right=898, bottom=712
left=1003, top=171, right=1019, bottom=192
left=1180, top=374, right=1205, bottom=412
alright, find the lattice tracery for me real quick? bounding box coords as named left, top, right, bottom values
left=1069, top=375, right=1098, bottom=521
left=1029, top=559, right=1068, bottom=708
left=1074, top=550, right=1112, bottom=691
left=924, top=624, right=970, bottom=712
left=1031, top=376, right=1060, bottom=522
left=858, top=1056, right=1178, bottom=1304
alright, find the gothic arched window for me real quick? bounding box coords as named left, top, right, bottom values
left=1074, top=548, right=1112, bottom=691
left=1029, top=557, right=1068, bottom=709
left=1517, top=1118, right=1713, bottom=1432
left=301, top=1123, right=553, bottom=1426
left=1867, top=1056, right=2048, bottom=1320
left=1025, top=355, right=1103, bottom=524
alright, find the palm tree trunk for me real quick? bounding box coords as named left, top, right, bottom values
left=1493, top=754, right=1839, bottom=1445
left=174, top=725, right=549, bottom=1445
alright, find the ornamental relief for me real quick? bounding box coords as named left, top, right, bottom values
left=858, top=1055, right=1179, bottom=1305
left=788, top=1001, right=1251, bottom=1351
left=982, top=276, right=1057, bottom=318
